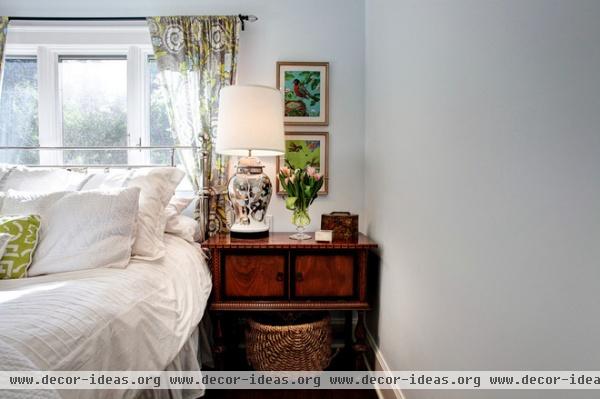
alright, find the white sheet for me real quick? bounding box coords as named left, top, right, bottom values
left=0, top=234, right=211, bottom=398
left=0, top=339, right=60, bottom=399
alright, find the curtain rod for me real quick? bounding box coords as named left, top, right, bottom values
left=7, top=14, right=258, bottom=30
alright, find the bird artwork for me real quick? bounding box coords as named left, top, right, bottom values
left=287, top=142, right=303, bottom=153
left=283, top=70, right=322, bottom=117
left=306, top=157, right=320, bottom=169
left=306, top=141, right=320, bottom=152
left=284, top=139, right=322, bottom=171
left=293, top=79, right=320, bottom=105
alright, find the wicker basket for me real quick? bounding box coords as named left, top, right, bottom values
left=245, top=313, right=332, bottom=371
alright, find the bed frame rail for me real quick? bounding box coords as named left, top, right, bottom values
left=0, top=145, right=204, bottom=168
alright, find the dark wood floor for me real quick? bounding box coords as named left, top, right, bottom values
left=206, top=389, right=378, bottom=399
left=204, top=349, right=378, bottom=399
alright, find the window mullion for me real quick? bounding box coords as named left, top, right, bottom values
left=37, top=46, right=62, bottom=165
left=127, top=46, right=149, bottom=165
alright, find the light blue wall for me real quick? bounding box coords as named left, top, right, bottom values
left=365, top=1, right=600, bottom=398
left=7, top=3, right=600, bottom=397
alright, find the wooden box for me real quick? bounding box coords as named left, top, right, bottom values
left=321, top=212, right=359, bottom=242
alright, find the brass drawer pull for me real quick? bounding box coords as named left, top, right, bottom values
left=276, top=272, right=284, bottom=282
left=296, top=272, right=304, bottom=282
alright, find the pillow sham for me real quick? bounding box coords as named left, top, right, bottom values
left=165, top=197, right=192, bottom=229
left=79, top=167, right=185, bottom=260
left=1, top=188, right=140, bottom=276
left=165, top=214, right=200, bottom=243
left=164, top=197, right=198, bottom=242
left=0, top=215, right=41, bottom=279
left=0, top=165, right=90, bottom=192
left=166, top=197, right=193, bottom=217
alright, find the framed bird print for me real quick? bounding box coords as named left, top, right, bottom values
left=277, top=61, right=329, bottom=126
left=276, top=132, right=329, bottom=195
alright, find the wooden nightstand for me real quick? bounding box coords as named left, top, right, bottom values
left=202, top=232, right=378, bottom=370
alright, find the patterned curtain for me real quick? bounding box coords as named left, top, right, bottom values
left=0, top=17, right=9, bottom=95
left=147, top=16, right=240, bottom=239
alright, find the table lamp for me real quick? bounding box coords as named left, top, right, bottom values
left=216, top=85, right=285, bottom=237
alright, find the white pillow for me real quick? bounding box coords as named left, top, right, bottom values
left=165, top=197, right=193, bottom=218
left=164, top=197, right=199, bottom=242
left=0, top=233, right=12, bottom=259
left=164, top=197, right=193, bottom=227
left=165, top=197, right=200, bottom=242
left=79, top=167, right=185, bottom=260
left=166, top=215, right=200, bottom=243
left=1, top=188, right=140, bottom=276
left=0, top=165, right=90, bottom=192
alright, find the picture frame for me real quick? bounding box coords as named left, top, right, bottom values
left=276, top=61, right=329, bottom=126
left=276, top=132, right=329, bottom=195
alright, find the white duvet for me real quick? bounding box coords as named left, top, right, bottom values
left=0, top=234, right=211, bottom=397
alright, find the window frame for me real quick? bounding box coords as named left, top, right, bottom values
left=4, top=23, right=157, bottom=165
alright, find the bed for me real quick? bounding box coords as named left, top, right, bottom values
left=0, top=222, right=212, bottom=399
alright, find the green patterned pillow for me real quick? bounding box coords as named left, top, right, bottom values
left=0, top=215, right=41, bottom=279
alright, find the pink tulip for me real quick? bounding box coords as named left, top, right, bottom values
left=306, top=166, right=316, bottom=177
left=315, top=173, right=322, bottom=180
left=281, top=166, right=291, bottom=177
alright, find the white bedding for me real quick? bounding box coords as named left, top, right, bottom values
left=0, top=234, right=211, bottom=397
left=0, top=339, right=60, bottom=399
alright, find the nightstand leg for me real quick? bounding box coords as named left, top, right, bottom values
left=213, top=313, right=226, bottom=370
left=352, top=311, right=368, bottom=370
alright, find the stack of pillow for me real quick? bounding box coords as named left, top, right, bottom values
left=0, top=166, right=199, bottom=279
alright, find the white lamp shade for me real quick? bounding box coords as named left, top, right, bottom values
left=216, top=85, right=285, bottom=157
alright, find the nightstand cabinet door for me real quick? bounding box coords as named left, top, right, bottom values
left=293, top=253, right=355, bottom=298
left=223, top=253, right=287, bottom=298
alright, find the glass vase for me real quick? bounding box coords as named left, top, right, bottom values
left=290, top=208, right=311, bottom=240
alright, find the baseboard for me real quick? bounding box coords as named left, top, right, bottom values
left=366, top=330, right=405, bottom=399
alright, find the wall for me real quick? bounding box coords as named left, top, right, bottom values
left=7, top=1, right=600, bottom=397
left=0, top=0, right=366, bottom=232
left=365, top=0, right=600, bottom=398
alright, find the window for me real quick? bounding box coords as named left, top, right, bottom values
left=0, top=23, right=181, bottom=167
left=60, top=57, right=128, bottom=165
left=0, top=57, right=39, bottom=164
left=148, top=57, right=174, bottom=165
